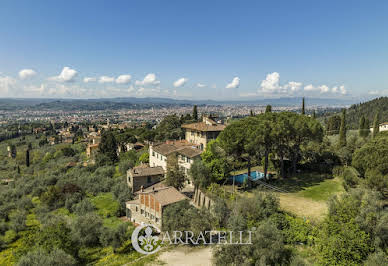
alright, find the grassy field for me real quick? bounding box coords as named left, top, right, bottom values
left=90, top=192, right=122, bottom=228
left=256, top=173, right=344, bottom=221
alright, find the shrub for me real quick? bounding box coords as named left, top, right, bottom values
left=342, top=166, right=360, bottom=191
left=17, top=248, right=77, bottom=266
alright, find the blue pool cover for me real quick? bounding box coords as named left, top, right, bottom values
left=230, top=171, right=265, bottom=184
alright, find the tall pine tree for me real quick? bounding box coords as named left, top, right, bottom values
left=302, top=97, right=305, bottom=115
left=265, top=105, right=272, bottom=113
left=373, top=112, right=380, bottom=138
left=99, top=131, right=118, bottom=163
left=193, top=105, right=198, bottom=121
left=339, top=109, right=347, bottom=147
left=26, top=149, right=30, bottom=167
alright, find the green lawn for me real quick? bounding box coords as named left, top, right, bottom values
left=90, top=192, right=122, bottom=228
left=257, top=172, right=344, bottom=221
left=296, top=177, right=344, bottom=201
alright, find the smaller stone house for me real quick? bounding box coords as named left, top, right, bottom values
left=127, top=165, right=165, bottom=193
left=126, top=185, right=188, bottom=229
left=86, top=143, right=99, bottom=157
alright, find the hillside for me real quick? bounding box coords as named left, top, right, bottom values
left=325, top=97, right=388, bottom=129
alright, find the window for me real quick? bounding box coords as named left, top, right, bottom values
left=136, top=206, right=138, bottom=212
left=151, top=214, right=154, bottom=220
left=152, top=151, right=155, bottom=156
left=141, top=209, right=144, bottom=214
left=155, top=218, right=159, bottom=223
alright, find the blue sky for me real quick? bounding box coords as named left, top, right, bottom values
left=0, top=0, right=388, bottom=100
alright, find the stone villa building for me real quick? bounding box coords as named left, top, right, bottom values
left=182, top=116, right=226, bottom=150
left=126, top=184, right=188, bottom=229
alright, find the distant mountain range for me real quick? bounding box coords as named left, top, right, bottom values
left=0, top=96, right=361, bottom=111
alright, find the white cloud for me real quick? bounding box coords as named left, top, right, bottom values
left=304, top=84, right=346, bottom=94
left=173, top=77, right=188, bottom=88
left=226, top=77, right=240, bottom=89
left=196, top=83, right=206, bottom=88
left=284, top=81, right=302, bottom=92
left=135, top=73, right=160, bottom=86
left=339, top=85, right=347, bottom=95
left=304, top=84, right=315, bottom=91
left=49, top=67, right=78, bottom=82
left=319, top=85, right=330, bottom=93
left=259, top=72, right=281, bottom=93
left=116, top=74, right=132, bottom=84
left=0, top=76, right=17, bottom=94
left=99, top=76, right=115, bottom=83
left=83, top=77, right=96, bottom=83
left=19, top=69, right=37, bottom=80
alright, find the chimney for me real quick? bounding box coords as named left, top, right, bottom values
left=140, top=186, right=144, bottom=192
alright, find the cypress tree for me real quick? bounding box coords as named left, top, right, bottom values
left=265, top=105, right=272, bottom=113
left=302, top=97, right=305, bottom=115
left=250, top=110, right=254, bottom=116
left=359, top=116, right=365, bottom=138
left=312, top=110, right=316, bottom=119
left=373, top=112, right=380, bottom=138
left=99, top=131, right=118, bottom=163
left=193, top=105, right=198, bottom=121
left=339, top=109, right=347, bottom=147
left=26, top=149, right=30, bottom=167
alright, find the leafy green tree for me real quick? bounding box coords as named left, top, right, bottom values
left=211, top=197, right=230, bottom=228
left=316, top=189, right=378, bottom=265
left=155, top=114, right=184, bottom=141
left=138, top=152, right=149, bottom=164
left=339, top=109, right=347, bottom=147
left=189, top=159, right=211, bottom=189
left=17, top=248, right=76, bottom=266
left=265, top=104, right=272, bottom=113
left=364, top=251, right=388, bottom=266
left=352, top=134, right=388, bottom=197
left=201, top=139, right=231, bottom=182
left=9, top=210, right=27, bottom=233
left=214, top=220, right=291, bottom=266
left=72, top=199, right=96, bottom=215
left=302, top=97, right=305, bottom=115
left=36, top=221, right=78, bottom=257
left=165, top=154, right=186, bottom=190
left=71, top=213, right=103, bottom=247
left=326, top=115, right=341, bottom=135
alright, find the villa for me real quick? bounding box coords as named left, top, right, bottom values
left=181, top=116, right=225, bottom=150
left=126, top=184, right=188, bottom=229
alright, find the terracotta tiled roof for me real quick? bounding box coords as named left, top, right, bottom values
left=177, top=147, right=202, bottom=158
left=142, top=186, right=188, bottom=206
left=129, top=166, right=164, bottom=177
left=181, top=122, right=226, bottom=132
left=152, top=140, right=199, bottom=156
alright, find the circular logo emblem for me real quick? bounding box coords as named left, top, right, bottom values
left=131, top=224, right=161, bottom=254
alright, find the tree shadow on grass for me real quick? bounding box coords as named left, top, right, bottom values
left=269, top=172, right=332, bottom=193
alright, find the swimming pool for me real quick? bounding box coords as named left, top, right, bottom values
left=229, top=170, right=265, bottom=184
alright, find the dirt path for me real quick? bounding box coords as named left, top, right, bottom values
left=151, top=246, right=213, bottom=266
